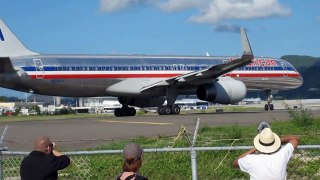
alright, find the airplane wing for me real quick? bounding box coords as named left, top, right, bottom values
left=0, top=57, right=17, bottom=73
left=140, top=27, right=254, bottom=93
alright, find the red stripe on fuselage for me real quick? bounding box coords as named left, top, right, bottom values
left=28, top=72, right=301, bottom=79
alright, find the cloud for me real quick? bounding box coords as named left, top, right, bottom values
left=214, top=24, right=242, bottom=33
left=157, top=0, right=204, bottom=12
left=99, top=0, right=144, bottom=13
left=99, top=0, right=203, bottom=12
left=99, top=0, right=291, bottom=24
left=189, top=0, right=291, bottom=23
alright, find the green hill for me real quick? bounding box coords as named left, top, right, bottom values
left=281, top=55, right=320, bottom=69
left=278, top=55, right=320, bottom=99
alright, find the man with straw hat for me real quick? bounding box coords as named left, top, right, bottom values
left=233, top=127, right=299, bottom=180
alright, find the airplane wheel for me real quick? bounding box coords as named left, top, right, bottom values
left=157, top=106, right=161, bottom=114
left=264, top=104, right=269, bottom=111
left=269, top=104, right=274, bottom=111
left=157, top=106, right=165, bottom=115
left=164, top=106, right=172, bottom=114
left=128, top=107, right=136, bottom=116
left=114, top=108, right=122, bottom=117
left=114, top=107, right=136, bottom=116
left=172, top=105, right=180, bottom=114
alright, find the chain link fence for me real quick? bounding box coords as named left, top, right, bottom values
left=1, top=145, right=319, bottom=179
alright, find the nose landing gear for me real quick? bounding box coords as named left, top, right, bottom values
left=264, top=90, right=274, bottom=111
left=264, top=103, right=274, bottom=111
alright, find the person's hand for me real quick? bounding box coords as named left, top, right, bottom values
left=51, top=142, right=56, bottom=149
left=257, top=122, right=270, bottom=133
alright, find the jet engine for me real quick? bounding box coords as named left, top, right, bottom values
left=196, top=78, right=246, bottom=104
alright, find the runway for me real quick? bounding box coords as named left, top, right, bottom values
left=1, top=109, right=320, bottom=151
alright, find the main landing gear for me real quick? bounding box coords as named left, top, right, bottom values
left=114, top=106, right=136, bottom=117
left=157, top=105, right=181, bottom=115
left=114, top=97, right=137, bottom=117
left=157, top=87, right=181, bottom=115
left=264, top=90, right=274, bottom=111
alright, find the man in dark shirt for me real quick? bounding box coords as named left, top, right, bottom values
left=20, top=136, right=70, bottom=180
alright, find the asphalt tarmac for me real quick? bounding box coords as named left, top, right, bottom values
left=1, top=109, right=320, bottom=151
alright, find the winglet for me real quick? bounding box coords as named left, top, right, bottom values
left=240, top=27, right=254, bottom=60
left=0, top=18, right=38, bottom=57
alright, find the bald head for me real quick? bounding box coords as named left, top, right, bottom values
left=34, top=136, right=52, bottom=153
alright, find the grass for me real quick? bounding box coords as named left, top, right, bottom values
left=56, top=116, right=320, bottom=179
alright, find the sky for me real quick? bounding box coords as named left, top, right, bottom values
left=0, top=0, right=319, bottom=98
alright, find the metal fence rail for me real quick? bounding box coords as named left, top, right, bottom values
left=1, top=145, right=319, bottom=179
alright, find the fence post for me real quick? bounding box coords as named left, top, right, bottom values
left=0, top=147, right=8, bottom=180
left=191, top=118, right=200, bottom=180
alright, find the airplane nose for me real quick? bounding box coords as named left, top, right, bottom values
left=299, top=74, right=303, bottom=83
left=296, top=72, right=304, bottom=87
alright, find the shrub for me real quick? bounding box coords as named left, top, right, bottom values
left=286, top=104, right=314, bottom=130
left=59, top=107, right=74, bottom=115
left=14, top=107, right=21, bottom=116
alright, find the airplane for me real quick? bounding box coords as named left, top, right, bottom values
left=0, top=18, right=302, bottom=116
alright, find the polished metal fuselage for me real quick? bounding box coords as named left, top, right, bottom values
left=0, top=54, right=303, bottom=97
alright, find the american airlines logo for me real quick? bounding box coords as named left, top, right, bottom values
left=0, top=29, right=4, bottom=41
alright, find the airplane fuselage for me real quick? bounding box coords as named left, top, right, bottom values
left=1, top=54, right=302, bottom=97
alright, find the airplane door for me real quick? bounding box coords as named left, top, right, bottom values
left=33, top=59, right=44, bottom=79
left=280, top=60, right=288, bottom=77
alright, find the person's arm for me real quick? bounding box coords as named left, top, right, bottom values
left=49, top=150, right=71, bottom=171
left=50, top=142, right=71, bottom=169
left=52, top=149, right=63, bottom=157
left=233, top=147, right=256, bottom=168
left=280, top=135, right=299, bottom=148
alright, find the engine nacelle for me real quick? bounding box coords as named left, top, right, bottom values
left=123, top=96, right=165, bottom=108
left=196, top=78, right=246, bottom=104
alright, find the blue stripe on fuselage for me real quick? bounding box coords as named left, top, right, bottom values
left=21, top=65, right=295, bottom=72
left=0, top=29, right=5, bottom=41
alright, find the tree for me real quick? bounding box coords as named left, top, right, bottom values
left=29, top=105, right=41, bottom=115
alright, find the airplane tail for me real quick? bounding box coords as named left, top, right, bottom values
left=0, top=18, right=38, bottom=57
left=240, top=27, right=254, bottom=60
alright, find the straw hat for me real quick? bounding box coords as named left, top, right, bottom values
left=253, top=128, right=281, bottom=153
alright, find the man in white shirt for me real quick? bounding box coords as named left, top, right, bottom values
left=233, top=127, right=299, bottom=180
